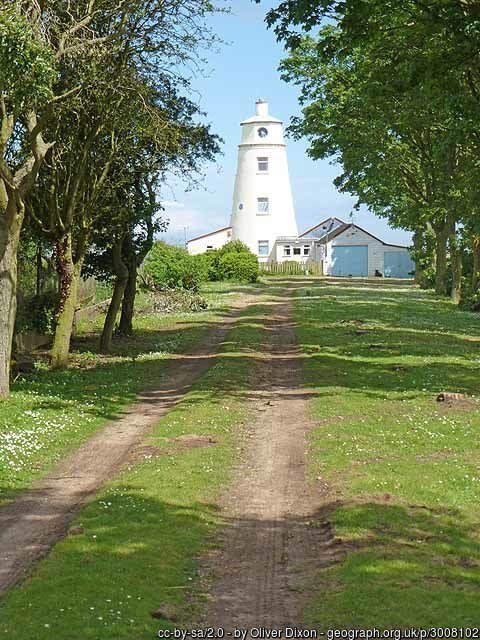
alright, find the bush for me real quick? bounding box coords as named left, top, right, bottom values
left=16, top=290, right=58, bottom=334
left=218, top=240, right=251, bottom=256
left=192, top=251, right=217, bottom=283
left=142, top=242, right=200, bottom=291
left=208, top=240, right=259, bottom=283
left=459, top=283, right=480, bottom=312
left=217, top=251, right=259, bottom=283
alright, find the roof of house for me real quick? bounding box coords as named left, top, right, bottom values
left=299, top=217, right=346, bottom=238
left=187, top=226, right=232, bottom=244
left=324, top=223, right=409, bottom=249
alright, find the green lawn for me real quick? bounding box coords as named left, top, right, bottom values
left=295, top=280, right=480, bottom=628
left=0, top=299, right=271, bottom=639
left=0, top=282, right=258, bottom=504
left=2, top=278, right=479, bottom=632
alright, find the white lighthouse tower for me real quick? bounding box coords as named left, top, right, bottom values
left=230, top=99, right=298, bottom=261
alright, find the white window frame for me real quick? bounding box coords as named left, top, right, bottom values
left=303, top=245, right=310, bottom=256
left=257, top=157, right=269, bottom=172
left=293, top=247, right=301, bottom=256
left=258, top=240, right=269, bottom=256
left=283, top=245, right=291, bottom=256
left=257, top=197, right=269, bottom=214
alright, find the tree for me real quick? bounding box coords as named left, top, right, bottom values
left=1, top=0, right=221, bottom=383
left=0, top=4, right=55, bottom=396
left=1, top=0, right=132, bottom=392
left=116, top=97, right=221, bottom=339
left=77, top=79, right=220, bottom=353
left=266, top=0, right=480, bottom=301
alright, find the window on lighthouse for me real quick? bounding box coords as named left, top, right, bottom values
left=257, top=197, right=269, bottom=214
left=257, top=157, right=269, bottom=172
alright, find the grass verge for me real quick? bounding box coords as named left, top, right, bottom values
left=0, top=301, right=269, bottom=639
left=0, top=282, right=258, bottom=504
left=295, top=279, right=480, bottom=628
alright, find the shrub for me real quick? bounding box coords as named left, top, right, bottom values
left=459, top=283, right=480, bottom=312
left=16, top=290, right=59, bottom=334
left=218, top=240, right=251, bottom=256
left=142, top=242, right=200, bottom=291
left=207, top=240, right=259, bottom=283
left=192, top=251, right=217, bottom=283
left=217, top=251, right=259, bottom=283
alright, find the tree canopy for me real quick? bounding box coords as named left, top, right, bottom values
left=266, top=0, right=480, bottom=300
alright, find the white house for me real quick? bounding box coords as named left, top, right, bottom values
left=187, top=226, right=232, bottom=255
left=187, top=100, right=414, bottom=279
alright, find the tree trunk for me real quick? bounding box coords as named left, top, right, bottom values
left=118, top=266, right=137, bottom=336
left=100, top=236, right=128, bottom=353
left=0, top=210, right=23, bottom=398
left=412, top=229, right=428, bottom=288
left=0, top=109, right=52, bottom=394
left=449, top=228, right=462, bottom=305
left=36, top=243, right=42, bottom=296
left=99, top=276, right=127, bottom=353
left=51, top=234, right=83, bottom=370
left=434, top=224, right=449, bottom=296
left=472, top=235, right=480, bottom=292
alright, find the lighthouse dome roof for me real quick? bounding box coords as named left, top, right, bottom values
left=240, top=99, right=282, bottom=125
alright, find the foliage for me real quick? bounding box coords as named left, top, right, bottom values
left=192, top=251, right=217, bottom=282
left=216, top=252, right=259, bottom=283
left=206, top=241, right=259, bottom=283
left=217, top=240, right=251, bottom=255
left=142, top=241, right=200, bottom=291
left=0, top=6, right=55, bottom=110
left=267, top=0, right=480, bottom=301
left=458, top=283, right=480, bottom=312
left=0, top=0, right=223, bottom=394
left=16, top=290, right=59, bottom=335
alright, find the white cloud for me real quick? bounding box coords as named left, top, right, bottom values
left=160, top=200, right=185, bottom=208
left=160, top=204, right=229, bottom=246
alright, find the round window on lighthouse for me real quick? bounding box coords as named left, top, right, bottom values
left=258, top=127, right=268, bottom=138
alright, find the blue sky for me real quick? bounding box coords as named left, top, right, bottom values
left=161, top=1, right=412, bottom=247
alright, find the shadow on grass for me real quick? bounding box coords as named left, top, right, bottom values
left=306, top=499, right=480, bottom=628
left=1, top=490, right=479, bottom=634
left=13, top=278, right=480, bottom=425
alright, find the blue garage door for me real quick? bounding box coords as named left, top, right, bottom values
left=331, top=245, right=368, bottom=277
left=384, top=251, right=415, bottom=278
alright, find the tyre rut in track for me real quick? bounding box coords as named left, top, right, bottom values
left=202, top=293, right=338, bottom=631
left=0, top=294, right=257, bottom=598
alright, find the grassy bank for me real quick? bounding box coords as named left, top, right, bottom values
left=0, top=282, right=257, bottom=504
left=295, top=280, right=480, bottom=627
left=0, top=299, right=271, bottom=639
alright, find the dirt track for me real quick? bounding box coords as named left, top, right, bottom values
left=0, top=285, right=337, bottom=627
left=202, top=294, right=338, bottom=630
left=0, top=294, right=256, bottom=598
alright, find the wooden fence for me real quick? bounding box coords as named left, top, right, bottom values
left=260, top=261, right=323, bottom=276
